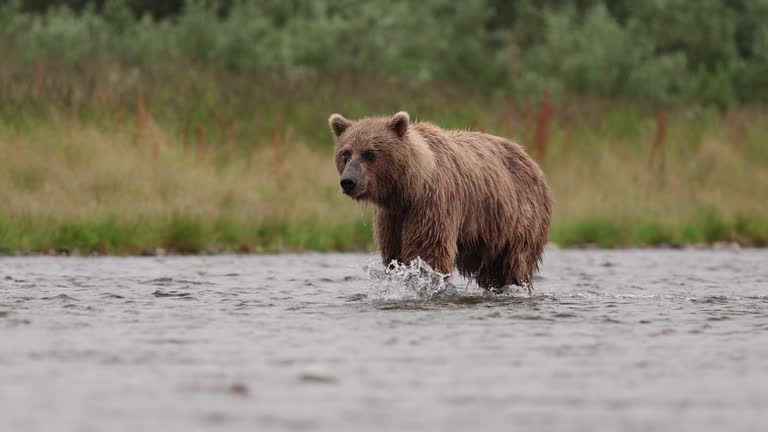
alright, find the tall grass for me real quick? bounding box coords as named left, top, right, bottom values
left=1, top=64, right=767, bottom=254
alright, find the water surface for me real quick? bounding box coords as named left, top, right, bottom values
left=1, top=250, right=767, bottom=431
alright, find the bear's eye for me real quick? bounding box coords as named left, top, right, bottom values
left=362, top=150, right=376, bottom=163
left=341, top=150, right=351, bottom=163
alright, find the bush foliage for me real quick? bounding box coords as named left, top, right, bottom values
left=2, top=0, right=768, bottom=106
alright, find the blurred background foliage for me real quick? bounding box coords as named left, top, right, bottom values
left=3, top=0, right=768, bottom=107
left=1, top=0, right=767, bottom=254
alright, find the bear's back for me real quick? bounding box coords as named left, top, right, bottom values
left=412, top=122, right=539, bottom=183
left=410, top=122, right=550, bottom=239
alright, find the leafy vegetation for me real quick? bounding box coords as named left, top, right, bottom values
left=3, top=0, right=768, bottom=106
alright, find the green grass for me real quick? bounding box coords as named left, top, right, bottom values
left=552, top=215, right=768, bottom=248
left=0, top=215, right=377, bottom=255
left=2, top=213, right=766, bottom=255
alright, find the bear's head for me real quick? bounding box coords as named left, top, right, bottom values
left=329, top=111, right=426, bottom=207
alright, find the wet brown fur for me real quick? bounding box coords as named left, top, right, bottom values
left=329, top=111, right=553, bottom=290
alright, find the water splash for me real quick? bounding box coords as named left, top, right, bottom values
left=361, top=258, right=540, bottom=302
left=363, top=258, right=458, bottom=301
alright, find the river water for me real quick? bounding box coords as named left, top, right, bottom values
left=1, top=249, right=767, bottom=432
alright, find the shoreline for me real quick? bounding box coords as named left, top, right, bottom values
left=2, top=78, right=766, bottom=258
left=2, top=215, right=766, bottom=257
left=0, top=241, right=758, bottom=258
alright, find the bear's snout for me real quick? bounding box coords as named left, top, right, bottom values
left=339, top=158, right=367, bottom=197
left=340, top=177, right=357, bottom=194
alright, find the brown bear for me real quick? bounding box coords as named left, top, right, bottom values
left=329, top=111, right=552, bottom=291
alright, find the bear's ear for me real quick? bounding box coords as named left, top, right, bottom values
left=329, top=113, right=352, bottom=137
left=388, top=111, right=410, bottom=138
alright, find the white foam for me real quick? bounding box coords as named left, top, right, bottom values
left=363, top=258, right=458, bottom=301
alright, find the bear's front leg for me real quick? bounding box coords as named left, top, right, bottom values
left=374, top=208, right=403, bottom=266
left=399, top=211, right=457, bottom=275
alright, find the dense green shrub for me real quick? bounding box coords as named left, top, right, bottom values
left=2, top=0, right=767, bottom=106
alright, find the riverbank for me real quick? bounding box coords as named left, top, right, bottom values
left=1, top=118, right=766, bottom=255
left=2, top=216, right=766, bottom=256
left=2, top=66, right=767, bottom=254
